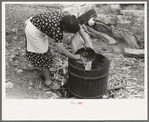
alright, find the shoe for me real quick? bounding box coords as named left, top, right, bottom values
left=50, top=82, right=60, bottom=90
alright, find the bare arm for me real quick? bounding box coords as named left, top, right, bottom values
left=78, top=26, right=88, bottom=44
left=55, top=42, right=80, bottom=60
left=78, top=25, right=93, bottom=49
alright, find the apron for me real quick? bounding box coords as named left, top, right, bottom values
left=24, top=17, right=49, bottom=53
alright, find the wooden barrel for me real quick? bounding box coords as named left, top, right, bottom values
left=68, top=53, right=110, bottom=99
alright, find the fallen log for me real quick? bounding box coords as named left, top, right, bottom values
left=92, top=19, right=140, bottom=49
left=93, top=23, right=113, bottom=38
left=123, top=48, right=144, bottom=58
left=85, top=25, right=117, bottom=44
left=77, top=9, right=97, bottom=25
left=111, top=26, right=140, bottom=49
left=93, top=19, right=112, bottom=31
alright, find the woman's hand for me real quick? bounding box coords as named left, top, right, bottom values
left=75, top=54, right=83, bottom=64
left=74, top=54, right=81, bottom=60
left=55, top=42, right=81, bottom=60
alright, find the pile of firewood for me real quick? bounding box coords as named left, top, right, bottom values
left=76, top=8, right=144, bottom=59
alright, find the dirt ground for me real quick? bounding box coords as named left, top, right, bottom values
left=5, top=4, right=145, bottom=99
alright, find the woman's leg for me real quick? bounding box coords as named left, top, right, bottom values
left=41, top=68, right=60, bottom=90
left=41, top=68, right=52, bottom=86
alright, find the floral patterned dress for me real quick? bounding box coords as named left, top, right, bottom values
left=25, top=11, right=68, bottom=69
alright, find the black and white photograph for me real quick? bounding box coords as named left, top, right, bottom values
left=2, top=1, right=148, bottom=120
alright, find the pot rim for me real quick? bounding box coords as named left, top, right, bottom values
left=68, top=54, right=110, bottom=72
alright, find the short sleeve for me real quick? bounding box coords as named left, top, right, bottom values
left=30, top=11, right=64, bottom=43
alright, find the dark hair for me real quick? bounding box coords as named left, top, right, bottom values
left=60, top=15, right=80, bottom=33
